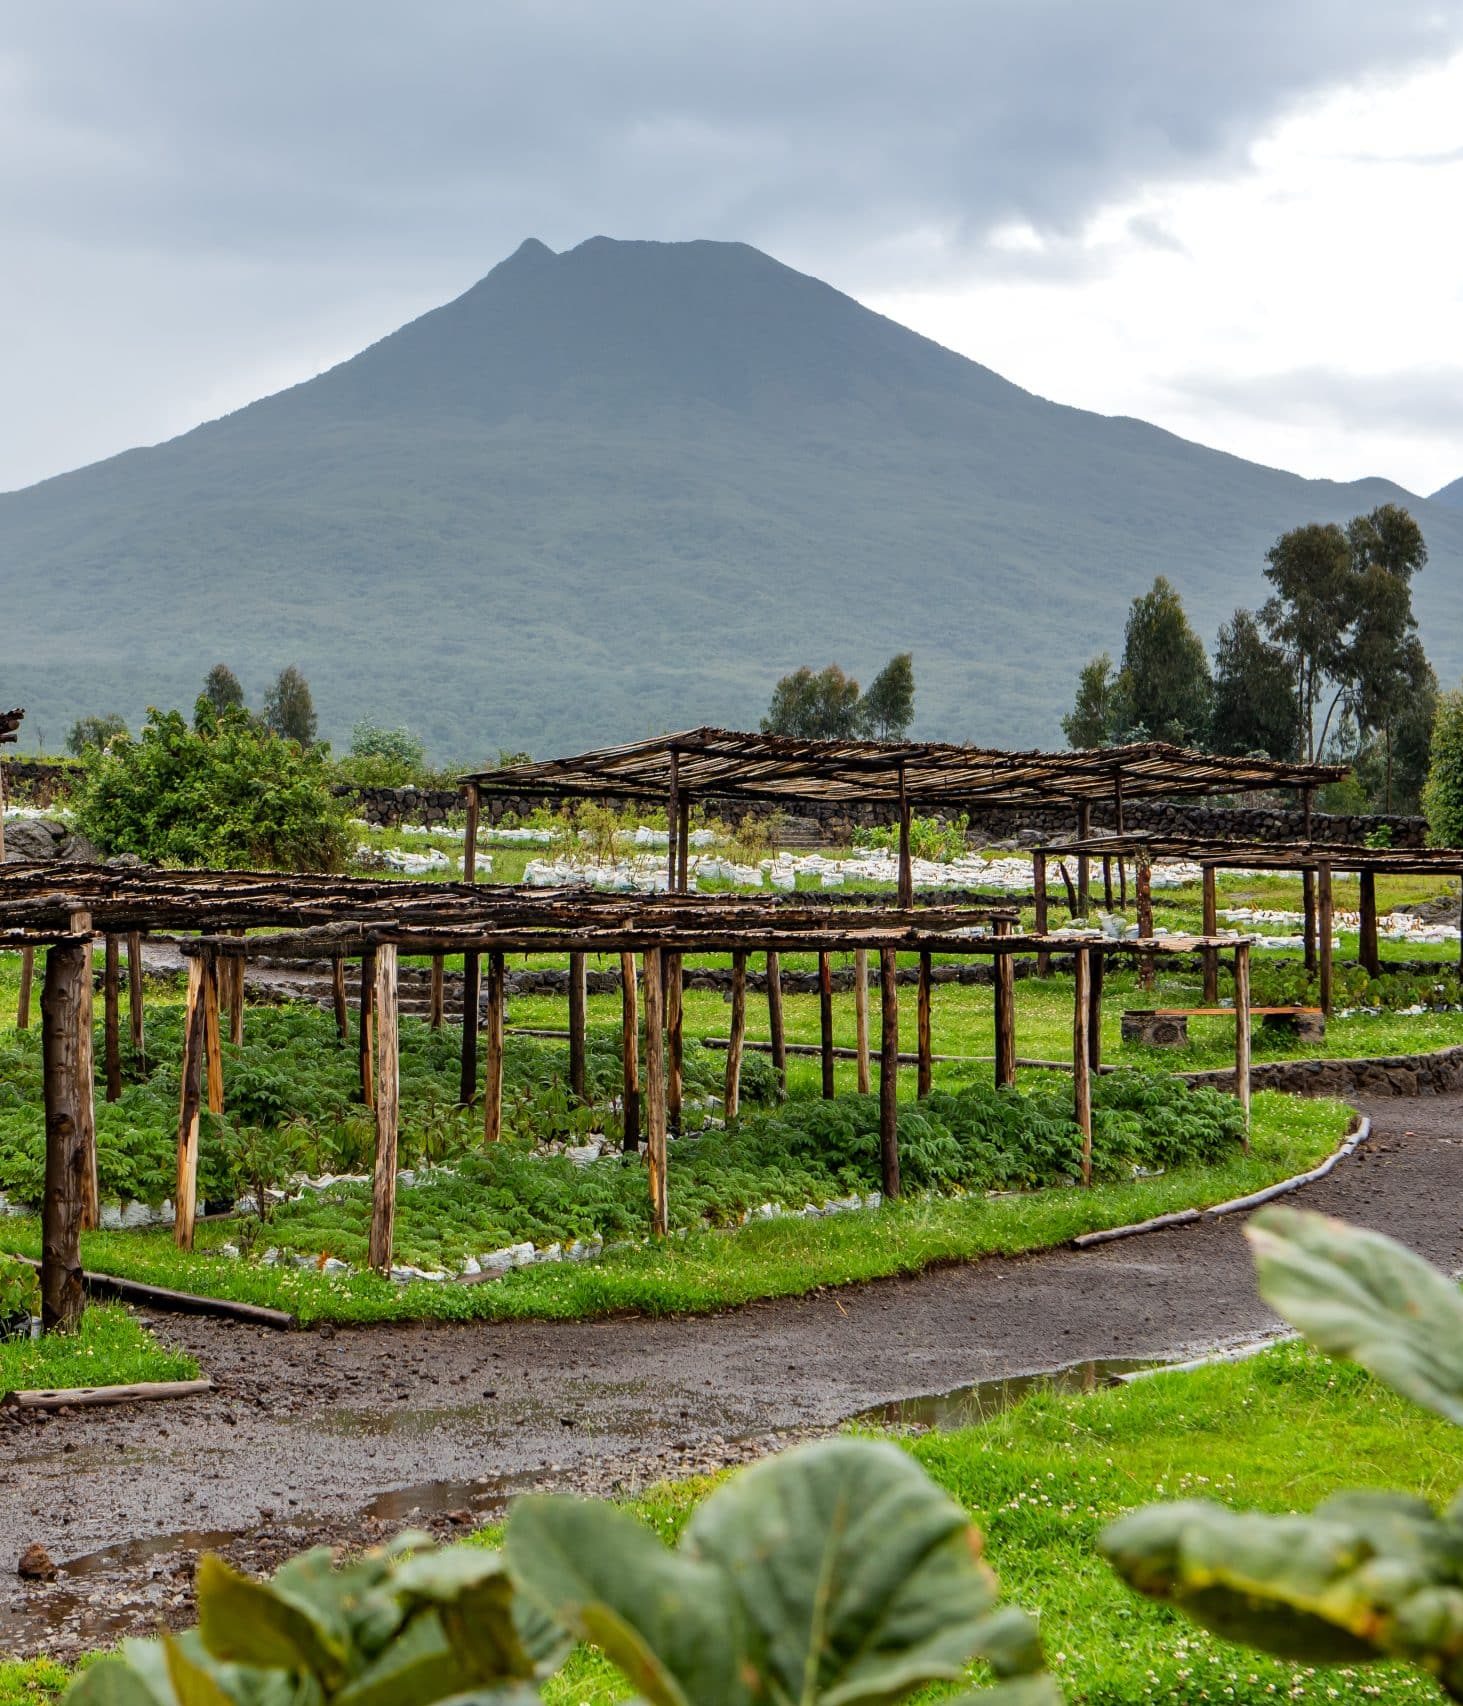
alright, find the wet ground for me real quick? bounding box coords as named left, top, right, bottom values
left=4, top=1090, right=1461, bottom=1660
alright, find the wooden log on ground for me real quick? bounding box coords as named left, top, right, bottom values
left=173, top=957, right=206, bottom=1253
left=17, top=946, right=34, bottom=1030
left=642, top=949, right=668, bottom=1237
left=127, top=931, right=144, bottom=1058
left=1359, top=868, right=1380, bottom=978
left=1318, top=861, right=1334, bottom=1016
left=359, top=951, right=377, bottom=1109
left=994, top=923, right=1016, bottom=1088
left=916, top=951, right=933, bottom=1098
left=429, top=955, right=444, bottom=1030
left=620, top=950, right=640, bottom=1150
left=1032, top=853, right=1050, bottom=977
left=724, top=951, right=746, bottom=1119
left=878, top=947, right=901, bottom=1198
left=1073, top=947, right=1093, bottom=1187
left=331, top=954, right=349, bottom=1043
left=483, top=952, right=505, bottom=1144
left=368, top=944, right=399, bottom=1273
left=853, top=947, right=871, bottom=1093
left=40, top=937, right=90, bottom=1330
left=1303, top=867, right=1317, bottom=974
left=766, top=949, right=787, bottom=1092
left=202, top=950, right=224, bottom=1118
left=1201, top=866, right=1219, bottom=1004
left=666, top=951, right=683, bottom=1133
left=819, top=950, right=835, bottom=1098
left=4, top=1378, right=215, bottom=1410
left=103, top=935, right=121, bottom=1103
left=568, top=950, right=588, bottom=1100
left=1234, top=940, right=1252, bottom=1141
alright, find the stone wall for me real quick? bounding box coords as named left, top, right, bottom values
left=1183, top=1044, right=1463, bottom=1098
left=0, top=758, right=78, bottom=809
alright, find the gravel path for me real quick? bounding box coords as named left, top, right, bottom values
left=4, top=1091, right=1461, bottom=1659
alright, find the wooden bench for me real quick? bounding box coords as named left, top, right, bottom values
left=1121, top=1006, right=1325, bottom=1048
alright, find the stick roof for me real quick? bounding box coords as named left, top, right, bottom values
left=1038, top=830, right=1463, bottom=875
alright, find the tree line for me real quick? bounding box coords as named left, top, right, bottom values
left=760, top=652, right=915, bottom=740
left=1063, top=503, right=1436, bottom=812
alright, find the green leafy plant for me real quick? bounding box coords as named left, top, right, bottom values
left=66, top=1440, right=1057, bottom=1705
left=1101, top=1206, right=1463, bottom=1697
left=0, top=1254, right=40, bottom=1336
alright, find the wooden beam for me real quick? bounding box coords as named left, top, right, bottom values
left=1358, top=868, right=1380, bottom=978
left=368, top=943, right=399, bottom=1273
left=994, top=920, right=1016, bottom=1088
left=1318, top=861, right=1333, bottom=1017
left=879, top=946, right=901, bottom=1198
left=1032, top=852, right=1050, bottom=977
left=724, top=950, right=746, bottom=1119
left=1233, top=939, right=1252, bottom=1142
left=483, top=952, right=505, bottom=1144
left=16, top=947, right=34, bottom=1030
left=40, top=936, right=89, bottom=1331
left=1073, top=947, right=1092, bottom=1187
left=766, top=949, right=787, bottom=1092
left=853, top=946, right=871, bottom=1093
left=359, top=951, right=376, bottom=1109
left=173, top=956, right=206, bottom=1252
left=819, top=950, right=836, bottom=1098
left=5, top=1378, right=214, bottom=1410
left=126, top=932, right=144, bottom=1058
left=429, top=955, right=444, bottom=1030
left=568, top=951, right=588, bottom=1100
left=620, top=950, right=640, bottom=1150
left=331, top=954, right=349, bottom=1042
left=1201, top=867, right=1219, bottom=1003
left=103, top=935, right=122, bottom=1103
left=642, top=949, right=668, bottom=1237
left=916, top=950, right=933, bottom=1098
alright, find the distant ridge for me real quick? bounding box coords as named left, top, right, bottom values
left=1430, top=476, right=1463, bottom=509
left=3, top=235, right=1460, bottom=759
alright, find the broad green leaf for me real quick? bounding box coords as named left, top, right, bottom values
left=196, top=1556, right=349, bottom=1684
left=334, top=1612, right=468, bottom=1706
left=506, top=1494, right=737, bottom=1706
left=65, top=1655, right=174, bottom=1706
left=164, top=1638, right=238, bottom=1706
left=682, top=1438, right=1002, bottom=1706
left=169, top=1635, right=317, bottom=1706
left=393, top=1544, right=568, bottom=1681
left=965, top=1608, right=1045, bottom=1681
left=959, top=1680, right=1065, bottom=1706
left=1247, top=1207, right=1463, bottom=1424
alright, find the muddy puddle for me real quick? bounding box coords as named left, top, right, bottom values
left=851, top=1356, right=1166, bottom=1429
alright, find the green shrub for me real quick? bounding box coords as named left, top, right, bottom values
left=1423, top=686, right=1463, bottom=847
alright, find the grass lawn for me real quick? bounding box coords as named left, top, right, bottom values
left=0, top=1093, right=1350, bottom=1323
left=0, top=1304, right=198, bottom=1398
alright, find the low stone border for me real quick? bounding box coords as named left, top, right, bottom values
left=1069, top=1114, right=1371, bottom=1249
left=1182, top=1045, right=1463, bottom=1098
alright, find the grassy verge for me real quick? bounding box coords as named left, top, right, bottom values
left=0, top=1094, right=1350, bottom=1323
left=0, top=1304, right=198, bottom=1398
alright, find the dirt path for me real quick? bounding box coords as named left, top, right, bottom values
left=5, top=1092, right=1462, bottom=1660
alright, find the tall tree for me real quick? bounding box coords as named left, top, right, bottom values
left=859, top=653, right=915, bottom=739
left=1062, top=653, right=1121, bottom=748
left=263, top=666, right=318, bottom=747
left=66, top=713, right=128, bottom=756
left=1422, top=688, right=1463, bottom=847
left=1209, top=609, right=1298, bottom=759
left=761, top=664, right=863, bottom=740
left=1261, top=521, right=1355, bottom=761
left=201, top=663, right=245, bottom=718
left=1116, top=577, right=1210, bottom=745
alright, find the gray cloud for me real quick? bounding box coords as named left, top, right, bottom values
left=3, top=1, right=1462, bottom=487
left=1166, top=366, right=1463, bottom=446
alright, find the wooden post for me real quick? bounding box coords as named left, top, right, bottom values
left=568, top=951, right=588, bottom=1101
left=666, top=951, right=683, bottom=1133
left=1102, top=855, right=1113, bottom=910
left=1076, top=801, right=1091, bottom=917
left=994, top=920, right=1016, bottom=1088
left=766, top=950, right=787, bottom=1092
left=40, top=937, right=90, bottom=1331
left=677, top=799, right=691, bottom=892
left=642, top=950, right=668, bottom=1237
left=621, top=951, right=640, bottom=1150
left=1113, top=773, right=1125, bottom=833
left=819, top=951, right=836, bottom=1098
left=1032, top=852, right=1050, bottom=977
left=1301, top=786, right=1314, bottom=842
left=17, top=948, right=35, bottom=1030
left=897, top=762, right=913, bottom=908
left=1318, top=862, right=1334, bottom=1017
left=916, top=951, right=933, bottom=1098
left=460, top=782, right=481, bottom=1106
left=227, top=936, right=245, bottom=1048
left=1303, top=868, right=1317, bottom=974
left=1118, top=858, right=1128, bottom=909
left=1234, top=940, right=1252, bottom=1142
left=483, top=952, right=505, bottom=1143
left=724, top=951, right=747, bottom=1119
left=429, top=955, right=445, bottom=1030
left=1087, top=945, right=1104, bottom=1074
left=1073, top=947, right=1092, bottom=1187
left=368, top=944, right=399, bottom=1273
left=878, top=946, right=901, bottom=1199
left=174, top=957, right=206, bottom=1251
left=1359, top=868, right=1380, bottom=977
left=1202, top=866, right=1219, bottom=1004
left=1136, top=854, right=1154, bottom=991
left=330, top=954, right=349, bottom=1042
left=202, top=951, right=224, bottom=1119
left=666, top=749, right=680, bottom=890
left=853, top=947, right=871, bottom=1093
left=126, top=932, right=144, bottom=1058
left=103, top=935, right=121, bottom=1103
left=70, top=910, right=97, bottom=1233
left=359, top=951, right=377, bottom=1109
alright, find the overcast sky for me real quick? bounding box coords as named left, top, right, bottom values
left=5, top=1, right=1463, bottom=496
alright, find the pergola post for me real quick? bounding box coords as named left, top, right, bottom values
left=103, top=935, right=122, bottom=1103
left=1317, top=862, right=1334, bottom=1016
left=819, top=951, right=836, bottom=1098
left=1032, top=852, right=1050, bottom=977
left=429, top=955, right=445, bottom=1029
left=69, top=909, right=98, bottom=1233
left=368, top=944, right=400, bottom=1274
left=127, top=931, right=145, bottom=1059
left=853, top=947, right=871, bottom=1093
left=1201, top=866, right=1219, bottom=1003
left=666, top=748, right=680, bottom=890
left=896, top=761, right=913, bottom=908
left=993, top=919, right=1016, bottom=1088
left=459, top=782, right=481, bottom=1106
left=642, top=949, right=668, bottom=1237
left=1233, top=939, right=1252, bottom=1140
left=483, top=951, right=505, bottom=1144
left=202, top=949, right=224, bottom=1119
left=568, top=951, right=588, bottom=1100
left=1302, top=868, right=1317, bottom=974
left=1073, top=946, right=1093, bottom=1187
left=1359, top=868, right=1380, bottom=978
left=174, top=956, right=206, bottom=1251
left=766, top=950, right=787, bottom=1092
left=916, top=951, right=933, bottom=1098
left=17, top=947, right=34, bottom=1030
left=330, top=954, right=348, bottom=1042
left=724, top=950, right=746, bottom=1119
left=1087, top=941, right=1104, bottom=1073
left=1135, top=853, right=1154, bottom=991
left=1075, top=801, right=1092, bottom=917
left=620, top=950, right=640, bottom=1150
left=40, top=935, right=90, bottom=1332
left=358, top=950, right=377, bottom=1108
left=878, top=946, right=901, bottom=1198
left=666, top=951, right=683, bottom=1133
left=227, top=932, right=245, bottom=1048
